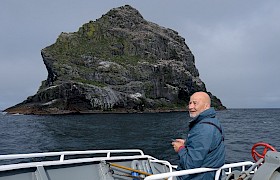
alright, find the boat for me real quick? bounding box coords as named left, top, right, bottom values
left=0, top=142, right=279, bottom=180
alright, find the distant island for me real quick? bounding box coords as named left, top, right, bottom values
left=5, top=5, right=226, bottom=115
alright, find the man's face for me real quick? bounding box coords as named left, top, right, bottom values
left=188, top=94, right=208, bottom=118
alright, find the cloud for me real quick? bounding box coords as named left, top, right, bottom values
left=175, top=1, right=280, bottom=108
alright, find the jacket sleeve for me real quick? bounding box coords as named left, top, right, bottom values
left=177, top=124, right=214, bottom=169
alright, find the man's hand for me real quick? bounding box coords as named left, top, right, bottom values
left=171, top=139, right=185, bottom=152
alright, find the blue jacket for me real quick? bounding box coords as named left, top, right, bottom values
left=177, top=108, right=225, bottom=180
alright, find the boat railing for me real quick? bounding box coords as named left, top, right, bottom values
left=0, top=150, right=257, bottom=180
left=144, top=161, right=256, bottom=180
left=0, top=149, right=148, bottom=171
left=0, top=149, right=145, bottom=161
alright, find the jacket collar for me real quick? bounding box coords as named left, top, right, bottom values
left=189, top=107, right=216, bottom=128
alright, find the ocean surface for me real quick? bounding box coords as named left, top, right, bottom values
left=0, top=109, right=279, bottom=165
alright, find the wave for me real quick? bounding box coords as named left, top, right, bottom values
left=1, top=111, right=7, bottom=115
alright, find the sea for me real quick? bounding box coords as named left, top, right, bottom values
left=0, top=109, right=279, bottom=165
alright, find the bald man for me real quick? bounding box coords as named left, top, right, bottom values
left=172, top=92, right=225, bottom=180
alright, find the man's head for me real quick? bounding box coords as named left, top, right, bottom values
left=188, top=91, right=211, bottom=118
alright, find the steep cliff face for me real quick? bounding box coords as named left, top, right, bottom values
left=5, top=5, right=226, bottom=114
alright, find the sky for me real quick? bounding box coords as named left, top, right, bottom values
left=1, top=0, right=280, bottom=110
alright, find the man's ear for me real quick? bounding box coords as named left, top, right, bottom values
left=204, top=103, right=210, bottom=109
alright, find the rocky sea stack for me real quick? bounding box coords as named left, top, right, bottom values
left=5, top=5, right=226, bottom=115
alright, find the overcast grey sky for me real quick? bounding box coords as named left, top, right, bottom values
left=1, top=0, right=280, bottom=110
